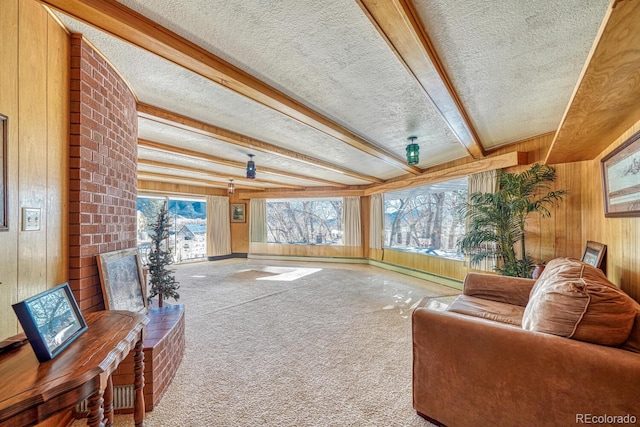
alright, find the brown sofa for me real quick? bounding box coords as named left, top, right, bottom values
left=412, top=257, right=640, bottom=427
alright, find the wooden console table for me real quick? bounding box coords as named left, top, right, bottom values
left=0, top=310, right=149, bottom=427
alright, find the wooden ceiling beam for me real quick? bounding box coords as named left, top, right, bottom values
left=238, top=188, right=365, bottom=200
left=357, top=0, right=485, bottom=160
left=364, top=151, right=527, bottom=196
left=545, top=0, right=640, bottom=164
left=138, top=139, right=347, bottom=188
left=138, top=171, right=265, bottom=191
left=138, top=180, right=225, bottom=197
left=138, top=159, right=306, bottom=190
left=39, top=0, right=420, bottom=174
left=138, top=103, right=383, bottom=184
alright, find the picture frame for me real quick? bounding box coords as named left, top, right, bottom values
left=12, top=283, right=87, bottom=363
left=0, top=114, right=7, bottom=231
left=231, top=203, right=246, bottom=223
left=581, top=240, right=607, bottom=273
left=601, top=130, right=640, bottom=217
left=96, top=248, right=147, bottom=312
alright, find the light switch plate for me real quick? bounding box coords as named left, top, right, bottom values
left=22, top=208, right=41, bottom=231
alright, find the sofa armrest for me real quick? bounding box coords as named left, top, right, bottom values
left=412, top=308, right=640, bottom=427
left=463, top=272, right=535, bottom=307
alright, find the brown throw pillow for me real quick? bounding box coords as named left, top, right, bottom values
left=522, top=257, right=636, bottom=346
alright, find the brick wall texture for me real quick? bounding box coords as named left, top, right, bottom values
left=69, top=34, right=138, bottom=312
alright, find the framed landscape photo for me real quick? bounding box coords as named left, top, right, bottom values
left=97, top=248, right=147, bottom=312
left=231, top=203, right=246, bottom=223
left=601, top=130, right=640, bottom=217
left=581, top=240, right=607, bottom=272
left=12, top=283, right=87, bottom=363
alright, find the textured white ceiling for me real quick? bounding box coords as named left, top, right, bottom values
left=54, top=0, right=608, bottom=191
left=413, top=0, right=609, bottom=147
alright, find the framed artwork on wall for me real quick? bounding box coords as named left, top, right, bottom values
left=601, top=130, right=640, bottom=217
left=12, top=283, right=88, bottom=363
left=231, top=203, right=246, bottom=223
left=1, top=114, right=7, bottom=231
left=96, top=248, right=147, bottom=312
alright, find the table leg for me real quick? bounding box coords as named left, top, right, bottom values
left=103, top=376, right=114, bottom=427
left=87, top=388, right=104, bottom=427
left=133, top=338, right=145, bottom=426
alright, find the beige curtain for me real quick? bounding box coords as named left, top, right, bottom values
left=369, top=193, right=383, bottom=250
left=206, top=195, right=231, bottom=257
left=466, top=170, right=499, bottom=271
left=343, top=196, right=361, bottom=247
left=249, top=198, right=267, bottom=242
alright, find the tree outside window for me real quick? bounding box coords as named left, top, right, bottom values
left=383, top=178, right=467, bottom=260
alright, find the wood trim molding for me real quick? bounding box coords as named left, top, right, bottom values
left=39, top=0, right=420, bottom=174
left=138, top=180, right=226, bottom=197
left=137, top=159, right=305, bottom=189
left=238, top=188, right=366, bottom=199
left=357, top=0, right=484, bottom=160
left=138, top=139, right=347, bottom=188
left=138, top=103, right=383, bottom=184
left=138, top=171, right=265, bottom=191
left=364, top=151, right=528, bottom=195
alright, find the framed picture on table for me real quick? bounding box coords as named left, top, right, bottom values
left=12, top=283, right=87, bottom=363
left=581, top=241, right=607, bottom=273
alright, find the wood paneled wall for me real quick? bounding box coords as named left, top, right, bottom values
left=580, top=120, right=640, bottom=301
left=0, top=0, right=69, bottom=339
left=229, top=193, right=249, bottom=254
left=250, top=243, right=363, bottom=258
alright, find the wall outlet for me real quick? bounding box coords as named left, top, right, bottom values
left=22, top=208, right=41, bottom=231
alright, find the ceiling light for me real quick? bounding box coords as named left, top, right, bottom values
left=246, top=154, right=256, bottom=179
left=227, top=179, right=235, bottom=194
left=406, top=136, right=419, bottom=165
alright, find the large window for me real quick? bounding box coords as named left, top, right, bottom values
left=383, top=178, right=467, bottom=260
left=266, top=198, right=343, bottom=244
left=137, top=196, right=207, bottom=263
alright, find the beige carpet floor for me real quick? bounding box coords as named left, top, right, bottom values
left=78, top=259, right=459, bottom=426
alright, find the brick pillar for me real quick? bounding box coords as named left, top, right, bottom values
left=69, top=34, right=138, bottom=312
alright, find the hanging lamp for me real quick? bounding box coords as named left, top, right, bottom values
left=405, top=136, right=419, bottom=165
left=246, top=154, right=256, bottom=179
left=227, top=179, right=235, bottom=194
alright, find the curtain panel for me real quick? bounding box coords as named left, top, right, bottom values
left=249, top=198, right=267, bottom=242
left=206, top=195, right=231, bottom=257
left=369, top=193, right=383, bottom=250
left=466, top=170, right=499, bottom=271
left=343, top=196, right=361, bottom=247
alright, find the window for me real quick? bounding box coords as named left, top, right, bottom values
left=137, top=196, right=207, bottom=263
left=383, top=178, right=467, bottom=260
left=266, top=198, right=343, bottom=244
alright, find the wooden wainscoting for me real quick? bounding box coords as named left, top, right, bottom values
left=249, top=243, right=363, bottom=258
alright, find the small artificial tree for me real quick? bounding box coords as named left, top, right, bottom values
left=147, top=203, right=180, bottom=307
left=458, top=163, right=567, bottom=278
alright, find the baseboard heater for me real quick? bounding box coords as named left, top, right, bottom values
left=75, top=385, right=135, bottom=415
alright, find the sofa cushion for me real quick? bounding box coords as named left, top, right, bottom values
left=621, top=303, right=640, bottom=354
left=522, top=257, right=636, bottom=346
left=448, top=294, right=525, bottom=326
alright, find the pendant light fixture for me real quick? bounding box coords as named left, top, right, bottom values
left=405, top=136, right=419, bottom=165
left=227, top=179, right=235, bottom=194
left=246, top=154, right=256, bottom=179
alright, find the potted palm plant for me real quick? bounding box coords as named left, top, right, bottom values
left=458, top=163, right=567, bottom=278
